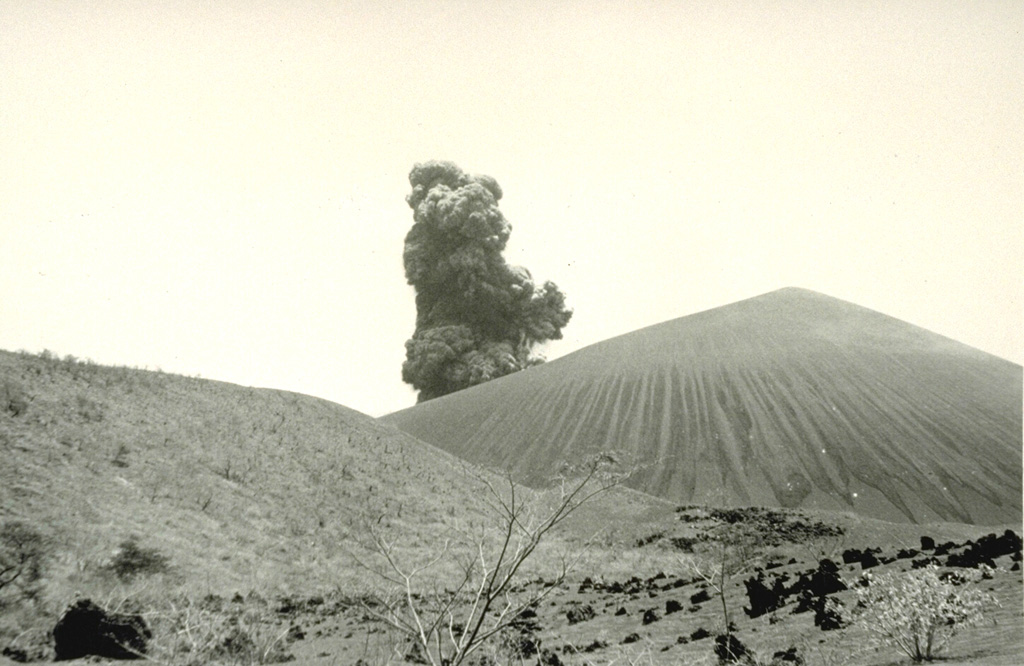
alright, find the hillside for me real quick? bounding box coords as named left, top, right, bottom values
left=383, top=288, right=1023, bottom=525
left=0, top=349, right=527, bottom=596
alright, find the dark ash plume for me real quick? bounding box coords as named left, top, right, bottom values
left=401, top=161, right=572, bottom=402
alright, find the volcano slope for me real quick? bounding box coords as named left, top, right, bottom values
left=0, top=349, right=554, bottom=595
left=383, top=288, right=1022, bottom=525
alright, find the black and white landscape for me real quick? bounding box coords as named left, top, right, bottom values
left=2, top=2, right=1021, bottom=664
left=2, top=289, right=1021, bottom=665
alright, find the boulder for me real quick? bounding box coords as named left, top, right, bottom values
left=714, top=633, right=751, bottom=663
left=53, top=599, right=151, bottom=660
left=744, top=573, right=787, bottom=618
left=565, top=604, right=595, bottom=625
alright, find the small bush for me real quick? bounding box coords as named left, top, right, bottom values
left=105, top=537, right=170, bottom=581
left=75, top=394, right=104, bottom=422
left=0, top=522, right=47, bottom=603
left=845, top=565, right=997, bottom=662
left=1, top=380, right=29, bottom=417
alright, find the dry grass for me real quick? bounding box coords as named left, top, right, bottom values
left=0, top=349, right=517, bottom=590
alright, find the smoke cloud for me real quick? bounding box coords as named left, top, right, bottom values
left=401, top=161, right=572, bottom=402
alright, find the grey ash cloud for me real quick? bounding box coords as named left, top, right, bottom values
left=401, top=161, right=572, bottom=402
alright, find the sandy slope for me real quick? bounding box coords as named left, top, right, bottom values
left=383, top=288, right=1022, bottom=524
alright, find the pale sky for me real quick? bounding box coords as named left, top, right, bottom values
left=1, top=1, right=1021, bottom=416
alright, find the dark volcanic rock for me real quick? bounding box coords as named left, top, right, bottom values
left=53, top=599, right=151, bottom=660
left=945, top=530, right=1022, bottom=569
left=811, top=559, right=846, bottom=596
left=841, top=548, right=881, bottom=569
left=714, top=634, right=752, bottom=663
left=813, top=597, right=845, bottom=631
left=773, top=646, right=802, bottom=663
left=912, top=556, right=941, bottom=569
left=789, top=559, right=847, bottom=619
left=579, top=640, right=607, bottom=653
left=566, top=604, right=595, bottom=625
left=744, top=573, right=786, bottom=618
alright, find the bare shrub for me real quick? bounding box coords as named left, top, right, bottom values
left=144, top=596, right=292, bottom=666
left=683, top=516, right=765, bottom=660
left=844, top=564, right=997, bottom=662
left=355, top=454, right=628, bottom=666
